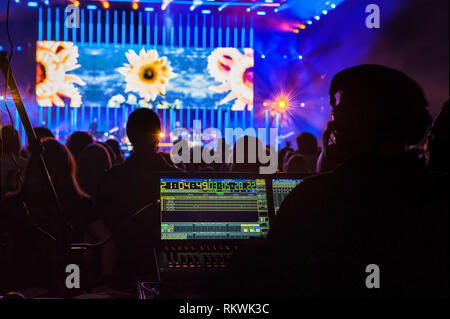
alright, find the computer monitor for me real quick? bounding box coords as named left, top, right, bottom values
left=160, top=177, right=269, bottom=240
left=272, top=177, right=303, bottom=214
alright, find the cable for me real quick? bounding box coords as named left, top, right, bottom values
left=1, top=0, right=60, bottom=242
left=71, top=202, right=156, bottom=249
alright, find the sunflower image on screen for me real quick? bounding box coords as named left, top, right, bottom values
left=117, top=48, right=177, bottom=101
left=36, top=41, right=86, bottom=108
left=207, top=48, right=254, bottom=111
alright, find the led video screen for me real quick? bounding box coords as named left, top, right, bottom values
left=36, top=41, right=254, bottom=111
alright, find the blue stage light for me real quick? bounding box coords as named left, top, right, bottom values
left=0, top=45, right=3, bottom=50
left=144, top=7, right=155, bottom=12
left=314, top=15, right=320, bottom=20
left=14, top=0, right=20, bottom=3
left=261, top=54, right=266, bottom=59
left=218, top=3, right=230, bottom=12
left=331, top=3, right=336, bottom=9
left=87, top=5, right=97, bottom=10
left=201, top=9, right=211, bottom=14
left=322, top=10, right=328, bottom=15
left=256, top=11, right=266, bottom=16
left=27, top=1, right=38, bottom=7
left=306, top=20, right=313, bottom=25
left=16, top=46, right=22, bottom=51
left=298, top=55, right=303, bottom=60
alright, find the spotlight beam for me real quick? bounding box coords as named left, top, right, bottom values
left=247, top=3, right=261, bottom=12
left=189, top=0, right=204, bottom=11
left=161, top=0, right=174, bottom=10
left=274, top=3, right=290, bottom=13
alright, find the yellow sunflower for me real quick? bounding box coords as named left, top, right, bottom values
left=36, top=41, right=85, bottom=108
left=208, top=48, right=254, bottom=111
left=117, top=48, right=177, bottom=101
left=207, top=47, right=242, bottom=82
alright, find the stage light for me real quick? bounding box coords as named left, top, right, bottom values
left=274, top=4, right=289, bottom=13
left=144, top=7, right=155, bottom=12
left=261, top=54, right=265, bottom=59
left=331, top=3, right=336, bottom=9
left=256, top=11, right=266, bottom=16
left=44, top=0, right=49, bottom=5
left=190, top=0, right=203, bottom=11
left=102, top=1, right=110, bottom=9
left=14, top=0, right=20, bottom=3
left=86, top=4, right=97, bottom=10
left=283, top=55, right=287, bottom=59
left=0, top=45, right=3, bottom=50
left=248, top=3, right=261, bottom=12
left=306, top=20, right=313, bottom=25
left=27, top=1, right=38, bottom=7
left=264, top=0, right=274, bottom=3
left=293, top=29, right=299, bottom=34
left=218, top=3, right=230, bottom=12
left=16, top=46, right=22, bottom=51
left=314, top=16, right=320, bottom=20
left=162, top=0, right=174, bottom=11
left=298, top=55, right=303, bottom=60
left=159, top=132, right=165, bottom=139
left=322, top=10, right=328, bottom=15
left=300, top=102, right=305, bottom=107
left=201, top=9, right=211, bottom=14
left=74, top=0, right=80, bottom=6
left=277, top=100, right=287, bottom=109
left=132, top=2, right=138, bottom=10
left=299, top=24, right=306, bottom=29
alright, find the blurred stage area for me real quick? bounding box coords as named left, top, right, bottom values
left=1, top=0, right=449, bottom=149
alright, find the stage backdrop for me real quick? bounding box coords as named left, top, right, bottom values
left=36, top=41, right=254, bottom=112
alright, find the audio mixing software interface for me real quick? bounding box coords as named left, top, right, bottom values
left=160, top=178, right=269, bottom=240
left=272, top=179, right=303, bottom=214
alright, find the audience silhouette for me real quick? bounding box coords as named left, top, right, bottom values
left=230, top=65, right=448, bottom=298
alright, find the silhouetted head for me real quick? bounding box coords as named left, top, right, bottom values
left=296, top=132, right=318, bottom=155
left=23, top=138, right=85, bottom=200
left=428, top=100, right=449, bottom=173
left=33, top=126, right=55, bottom=140
left=231, top=136, right=265, bottom=173
left=126, top=108, right=161, bottom=153
left=286, top=154, right=308, bottom=174
left=327, top=64, right=430, bottom=162
left=0, top=125, right=20, bottom=157
left=77, top=143, right=112, bottom=196
left=66, top=131, right=94, bottom=161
